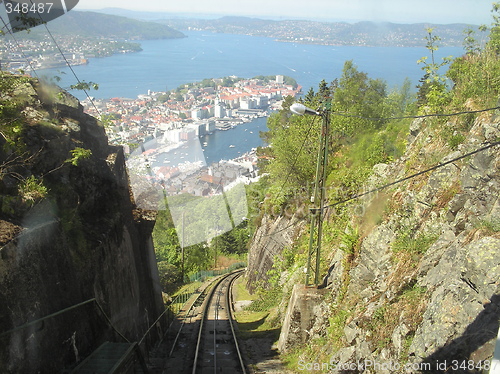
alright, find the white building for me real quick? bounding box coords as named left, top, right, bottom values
left=162, top=129, right=182, bottom=144
left=255, top=96, right=268, bottom=108
left=191, top=108, right=205, bottom=120
left=240, top=98, right=257, bottom=110
left=214, top=103, right=226, bottom=118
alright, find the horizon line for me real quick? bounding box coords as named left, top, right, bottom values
left=74, top=7, right=484, bottom=26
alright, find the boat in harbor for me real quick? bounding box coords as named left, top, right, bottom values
left=229, top=145, right=235, bottom=148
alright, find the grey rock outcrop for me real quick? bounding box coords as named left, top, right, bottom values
left=0, top=77, right=165, bottom=373
left=251, top=114, right=500, bottom=373
left=246, top=213, right=305, bottom=292
left=327, top=117, right=500, bottom=372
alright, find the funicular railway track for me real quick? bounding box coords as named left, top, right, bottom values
left=192, top=270, right=246, bottom=374
left=165, top=270, right=246, bottom=374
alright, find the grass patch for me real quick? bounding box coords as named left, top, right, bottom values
left=281, top=346, right=303, bottom=371
left=327, top=308, right=350, bottom=352
left=233, top=275, right=259, bottom=302
left=392, top=231, right=439, bottom=255
left=245, top=288, right=283, bottom=312
left=233, top=276, right=281, bottom=340
left=475, top=218, right=500, bottom=234
left=234, top=310, right=280, bottom=340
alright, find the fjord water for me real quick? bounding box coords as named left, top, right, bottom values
left=47, top=30, right=463, bottom=100
left=43, top=30, right=463, bottom=163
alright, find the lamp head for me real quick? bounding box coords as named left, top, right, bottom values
left=290, top=103, right=320, bottom=116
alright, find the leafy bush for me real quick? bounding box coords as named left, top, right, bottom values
left=157, top=261, right=183, bottom=294
left=18, top=175, right=47, bottom=205
left=66, top=147, right=92, bottom=166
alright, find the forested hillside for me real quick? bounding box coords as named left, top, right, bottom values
left=0, top=9, right=186, bottom=40
left=160, top=16, right=478, bottom=47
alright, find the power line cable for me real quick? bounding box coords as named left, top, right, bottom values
left=258, top=105, right=500, bottom=237
left=331, top=106, right=500, bottom=122
left=0, top=14, right=39, bottom=78
left=324, top=140, right=500, bottom=210
left=24, top=0, right=102, bottom=117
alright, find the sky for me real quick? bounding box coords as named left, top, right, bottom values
left=75, top=0, right=494, bottom=24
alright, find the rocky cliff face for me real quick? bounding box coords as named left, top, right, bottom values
left=248, top=114, right=500, bottom=372
left=246, top=213, right=305, bottom=293
left=0, top=76, right=164, bottom=373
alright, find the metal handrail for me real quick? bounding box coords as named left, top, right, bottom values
left=0, top=298, right=97, bottom=338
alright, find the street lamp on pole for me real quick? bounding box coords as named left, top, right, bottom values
left=290, top=102, right=331, bottom=287
left=290, top=103, right=321, bottom=116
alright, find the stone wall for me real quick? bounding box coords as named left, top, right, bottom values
left=0, top=79, right=165, bottom=373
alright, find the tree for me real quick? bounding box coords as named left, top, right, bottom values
left=332, top=60, right=387, bottom=135
left=463, top=27, right=481, bottom=56
left=261, top=94, right=321, bottom=189
left=318, top=79, right=330, bottom=99
left=416, top=28, right=452, bottom=112
left=446, top=3, right=500, bottom=109
left=304, top=87, right=315, bottom=103
left=488, top=2, right=500, bottom=54
left=157, top=262, right=182, bottom=294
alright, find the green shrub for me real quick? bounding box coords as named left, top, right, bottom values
left=18, top=175, right=47, bottom=205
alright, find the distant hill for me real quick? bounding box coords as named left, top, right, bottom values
left=88, top=7, right=228, bottom=21
left=158, top=16, right=479, bottom=47
left=6, top=10, right=186, bottom=40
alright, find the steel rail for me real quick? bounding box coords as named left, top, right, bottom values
left=192, top=270, right=246, bottom=374
left=168, top=275, right=221, bottom=357
left=226, top=272, right=246, bottom=374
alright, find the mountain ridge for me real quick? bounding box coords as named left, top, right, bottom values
left=157, top=16, right=479, bottom=47
left=3, top=10, right=186, bottom=40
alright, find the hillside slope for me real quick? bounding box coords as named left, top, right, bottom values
left=3, top=10, right=186, bottom=40
left=160, top=16, right=476, bottom=47
left=247, top=111, right=500, bottom=372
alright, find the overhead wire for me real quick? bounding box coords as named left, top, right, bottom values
left=324, top=139, right=500, bottom=210
left=331, top=105, right=500, bottom=122
left=259, top=104, right=500, bottom=237
left=27, top=0, right=103, bottom=117
left=0, top=14, right=39, bottom=78
left=1, top=0, right=102, bottom=117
